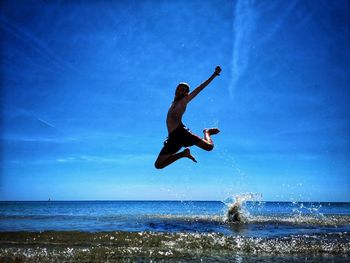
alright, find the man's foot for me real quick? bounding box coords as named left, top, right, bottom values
left=182, top=148, right=197, bottom=163
left=203, top=128, right=220, bottom=135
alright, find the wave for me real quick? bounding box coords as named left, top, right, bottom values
left=1, top=213, right=349, bottom=227
left=0, top=231, right=349, bottom=262
left=246, top=214, right=350, bottom=226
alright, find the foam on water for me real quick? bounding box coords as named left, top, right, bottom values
left=0, top=231, right=349, bottom=262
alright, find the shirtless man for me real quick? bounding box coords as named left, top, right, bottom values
left=154, top=66, right=222, bottom=169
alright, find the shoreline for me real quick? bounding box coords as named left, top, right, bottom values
left=0, top=231, right=349, bottom=262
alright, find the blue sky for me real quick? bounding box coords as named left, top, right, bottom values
left=1, top=0, right=349, bottom=201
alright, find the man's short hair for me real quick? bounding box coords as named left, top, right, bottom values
left=177, top=82, right=190, bottom=93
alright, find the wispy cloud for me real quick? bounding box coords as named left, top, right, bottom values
left=256, top=1, right=297, bottom=44
left=36, top=118, right=56, bottom=129
left=9, top=154, right=154, bottom=166
left=4, top=135, right=77, bottom=143
left=6, top=106, right=57, bottom=129
left=55, top=154, right=154, bottom=164
left=229, top=0, right=299, bottom=99
left=1, top=105, right=73, bottom=142
left=229, top=0, right=257, bottom=99
left=0, top=15, right=81, bottom=74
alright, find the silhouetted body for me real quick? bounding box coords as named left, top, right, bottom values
left=154, top=66, right=222, bottom=169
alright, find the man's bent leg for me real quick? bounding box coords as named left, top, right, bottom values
left=195, top=128, right=220, bottom=151
left=154, top=148, right=197, bottom=169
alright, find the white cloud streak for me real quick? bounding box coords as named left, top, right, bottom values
left=230, top=0, right=257, bottom=99
left=36, top=118, right=56, bottom=129
left=229, top=0, right=298, bottom=99
left=9, top=154, right=154, bottom=166
left=256, top=1, right=297, bottom=45
left=0, top=15, right=81, bottom=74
left=55, top=154, right=154, bottom=164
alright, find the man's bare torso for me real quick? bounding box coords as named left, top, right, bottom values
left=166, top=98, right=187, bottom=134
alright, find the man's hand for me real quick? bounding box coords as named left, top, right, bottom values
left=214, top=66, right=222, bottom=76
left=187, top=66, right=222, bottom=103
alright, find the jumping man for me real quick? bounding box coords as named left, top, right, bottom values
left=154, top=66, right=222, bottom=169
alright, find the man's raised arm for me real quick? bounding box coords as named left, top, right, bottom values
left=187, top=66, right=221, bottom=103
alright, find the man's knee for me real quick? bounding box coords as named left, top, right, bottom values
left=154, top=161, right=164, bottom=169
left=196, top=140, right=214, bottom=151
left=206, top=144, right=214, bottom=151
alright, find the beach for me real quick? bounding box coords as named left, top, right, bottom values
left=0, top=231, right=349, bottom=262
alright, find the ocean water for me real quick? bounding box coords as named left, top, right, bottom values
left=0, top=200, right=349, bottom=262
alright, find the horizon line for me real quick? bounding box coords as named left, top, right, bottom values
left=1, top=199, right=349, bottom=203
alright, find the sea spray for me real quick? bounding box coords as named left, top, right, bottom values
left=224, top=193, right=263, bottom=223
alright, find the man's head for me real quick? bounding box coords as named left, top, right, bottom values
left=174, top=82, right=190, bottom=102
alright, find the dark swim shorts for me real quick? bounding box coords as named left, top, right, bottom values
left=159, top=123, right=201, bottom=155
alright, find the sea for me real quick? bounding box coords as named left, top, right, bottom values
left=0, top=198, right=349, bottom=262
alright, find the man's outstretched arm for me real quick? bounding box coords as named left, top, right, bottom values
left=187, top=66, right=221, bottom=103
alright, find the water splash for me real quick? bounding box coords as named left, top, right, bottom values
left=291, top=201, right=323, bottom=217
left=225, top=193, right=262, bottom=223
left=236, top=193, right=262, bottom=204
